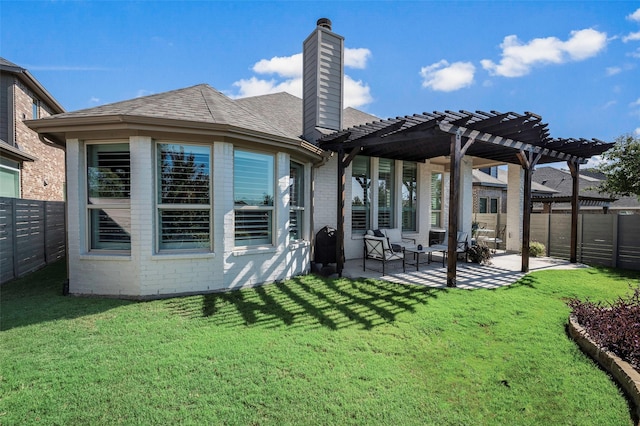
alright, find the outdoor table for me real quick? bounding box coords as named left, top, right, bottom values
left=405, top=244, right=447, bottom=270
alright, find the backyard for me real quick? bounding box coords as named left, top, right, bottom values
left=1, top=260, right=639, bottom=425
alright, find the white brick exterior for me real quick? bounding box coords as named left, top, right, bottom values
left=66, top=137, right=311, bottom=298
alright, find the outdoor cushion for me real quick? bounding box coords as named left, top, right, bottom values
left=373, top=229, right=385, bottom=238
left=382, top=228, right=402, bottom=244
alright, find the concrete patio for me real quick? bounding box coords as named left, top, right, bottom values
left=340, top=251, right=588, bottom=290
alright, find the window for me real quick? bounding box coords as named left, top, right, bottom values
left=32, top=99, right=39, bottom=119
left=351, top=156, right=370, bottom=233
left=431, top=173, right=443, bottom=228
left=157, top=144, right=211, bottom=250
left=289, top=161, right=305, bottom=241
left=0, top=158, right=20, bottom=198
left=87, top=143, right=130, bottom=250
left=234, top=150, right=274, bottom=246
left=377, top=158, right=395, bottom=229
left=402, top=162, right=417, bottom=232
left=479, top=197, right=499, bottom=214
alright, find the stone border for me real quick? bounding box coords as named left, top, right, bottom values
left=568, top=315, right=640, bottom=422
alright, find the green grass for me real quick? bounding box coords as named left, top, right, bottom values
left=1, top=261, right=639, bottom=425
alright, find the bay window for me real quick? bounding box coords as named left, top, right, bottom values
left=87, top=143, right=131, bottom=250
left=157, top=144, right=211, bottom=250
left=234, top=150, right=274, bottom=246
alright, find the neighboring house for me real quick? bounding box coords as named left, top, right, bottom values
left=26, top=19, right=608, bottom=298
left=531, top=166, right=640, bottom=214
left=0, top=58, right=65, bottom=200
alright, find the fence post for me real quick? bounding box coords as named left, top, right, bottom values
left=577, top=214, right=583, bottom=263
left=43, top=201, right=48, bottom=264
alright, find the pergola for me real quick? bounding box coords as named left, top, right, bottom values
left=318, top=110, right=613, bottom=287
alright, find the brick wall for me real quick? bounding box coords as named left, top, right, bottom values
left=13, top=79, right=65, bottom=201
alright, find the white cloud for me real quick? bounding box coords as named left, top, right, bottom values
left=630, top=98, right=640, bottom=107
left=602, top=100, right=617, bottom=109
left=420, top=60, right=475, bottom=92
left=252, top=53, right=302, bottom=78
left=634, top=128, right=640, bottom=136
left=628, top=8, right=640, bottom=22
left=584, top=155, right=604, bottom=168
left=623, top=31, right=640, bottom=42
left=89, top=96, right=100, bottom=104
left=344, top=48, right=372, bottom=69
left=606, top=66, right=621, bottom=76
left=136, top=89, right=153, bottom=98
left=629, top=47, right=640, bottom=58
left=481, top=28, right=608, bottom=77
left=230, top=47, right=373, bottom=108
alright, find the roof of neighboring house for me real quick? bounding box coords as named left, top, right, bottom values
left=532, top=166, right=640, bottom=209
left=472, top=169, right=505, bottom=188
left=0, top=57, right=65, bottom=114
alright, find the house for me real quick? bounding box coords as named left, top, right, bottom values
left=26, top=19, right=612, bottom=297
left=0, top=58, right=65, bottom=200
left=531, top=166, right=640, bottom=214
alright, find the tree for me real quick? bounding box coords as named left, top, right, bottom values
left=597, top=134, right=640, bottom=200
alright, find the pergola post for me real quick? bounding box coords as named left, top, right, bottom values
left=568, top=160, right=580, bottom=263
left=517, top=149, right=542, bottom=273
left=336, top=149, right=346, bottom=277
left=446, top=132, right=461, bottom=287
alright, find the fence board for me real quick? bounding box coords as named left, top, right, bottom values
left=618, top=215, right=640, bottom=271
left=530, top=214, right=549, bottom=253
left=0, top=197, right=66, bottom=284
left=549, top=215, right=572, bottom=260
left=579, top=214, right=614, bottom=267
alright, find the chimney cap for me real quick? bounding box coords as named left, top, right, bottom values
left=317, top=18, right=332, bottom=30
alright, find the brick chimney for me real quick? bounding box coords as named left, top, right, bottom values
left=302, top=18, right=344, bottom=143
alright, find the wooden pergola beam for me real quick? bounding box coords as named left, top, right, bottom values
left=568, top=160, right=580, bottom=263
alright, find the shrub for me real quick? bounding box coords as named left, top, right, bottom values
left=567, top=284, right=640, bottom=370
left=529, top=241, right=546, bottom=257
left=467, top=242, right=492, bottom=264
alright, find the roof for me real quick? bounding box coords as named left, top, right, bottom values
left=318, top=110, right=613, bottom=165
left=0, top=57, right=65, bottom=114
left=235, top=92, right=378, bottom=140
left=472, top=169, right=505, bottom=188
left=495, top=168, right=558, bottom=194
left=532, top=166, right=640, bottom=209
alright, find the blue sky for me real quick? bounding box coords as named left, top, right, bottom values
left=3, top=1, right=640, bottom=161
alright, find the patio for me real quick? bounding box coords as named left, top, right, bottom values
left=340, top=251, right=588, bottom=290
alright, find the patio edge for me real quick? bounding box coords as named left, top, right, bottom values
left=567, top=315, right=640, bottom=423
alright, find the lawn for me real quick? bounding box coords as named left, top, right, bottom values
left=1, top=261, right=639, bottom=425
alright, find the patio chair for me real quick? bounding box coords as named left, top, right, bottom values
left=456, top=231, right=469, bottom=262
left=363, top=235, right=405, bottom=275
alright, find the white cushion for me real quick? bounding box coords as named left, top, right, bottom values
left=384, top=228, right=403, bottom=243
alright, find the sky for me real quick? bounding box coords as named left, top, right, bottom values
left=2, top=1, right=640, bottom=167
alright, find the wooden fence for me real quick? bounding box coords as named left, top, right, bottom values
left=0, top=197, right=66, bottom=284
left=531, top=213, right=640, bottom=271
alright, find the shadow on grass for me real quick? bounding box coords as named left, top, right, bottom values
left=167, top=275, right=441, bottom=330
left=503, top=274, right=539, bottom=290
left=0, top=260, right=132, bottom=331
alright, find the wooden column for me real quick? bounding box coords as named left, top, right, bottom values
left=568, top=160, right=580, bottom=263
left=516, top=149, right=542, bottom=273
left=336, top=149, right=346, bottom=277
left=446, top=133, right=461, bottom=287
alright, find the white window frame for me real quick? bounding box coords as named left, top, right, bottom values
left=234, top=149, right=275, bottom=248
left=86, top=141, right=131, bottom=252
left=155, top=142, right=212, bottom=252
left=289, top=160, right=305, bottom=242
left=431, top=172, right=443, bottom=228
left=0, top=158, right=21, bottom=198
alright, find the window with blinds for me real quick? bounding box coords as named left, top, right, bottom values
left=402, top=162, right=417, bottom=232
left=157, top=144, right=211, bottom=250
left=234, top=150, right=274, bottom=246
left=87, top=143, right=131, bottom=250
left=431, top=172, right=443, bottom=228
left=351, top=156, right=370, bottom=233
left=289, top=161, right=305, bottom=241
left=378, top=158, right=394, bottom=229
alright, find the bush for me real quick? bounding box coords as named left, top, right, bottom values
left=467, top=242, right=492, bottom=264
left=529, top=241, right=546, bottom=257
left=567, top=284, right=640, bottom=370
